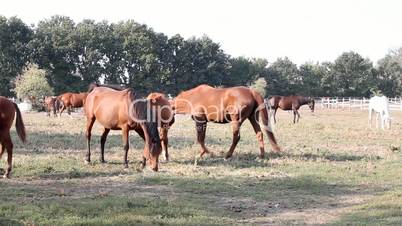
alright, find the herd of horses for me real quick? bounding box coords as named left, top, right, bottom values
left=0, top=83, right=390, bottom=179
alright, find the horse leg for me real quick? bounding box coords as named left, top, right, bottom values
left=296, top=110, right=301, bottom=123
left=160, top=127, right=169, bottom=162
left=0, top=143, right=4, bottom=160
left=122, top=127, right=130, bottom=168
left=1, top=134, right=13, bottom=178
left=100, top=128, right=110, bottom=163
left=293, top=110, right=297, bottom=124
left=375, top=113, right=379, bottom=129
left=368, top=109, right=372, bottom=129
left=195, top=121, right=210, bottom=158
left=133, top=127, right=147, bottom=168
left=225, top=116, right=242, bottom=159
left=274, top=108, right=277, bottom=123
left=249, top=116, right=265, bottom=159
left=59, top=105, right=66, bottom=117
left=85, top=117, right=96, bottom=164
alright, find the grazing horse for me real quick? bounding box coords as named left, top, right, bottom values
left=58, top=92, right=88, bottom=116
left=268, top=96, right=315, bottom=123
left=43, top=96, right=61, bottom=117
left=0, top=97, right=26, bottom=178
left=147, top=93, right=175, bottom=161
left=369, top=96, right=391, bottom=130
left=171, top=84, right=280, bottom=159
left=84, top=85, right=162, bottom=171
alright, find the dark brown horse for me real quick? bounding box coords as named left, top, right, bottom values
left=147, top=93, right=175, bottom=161
left=84, top=85, right=162, bottom=171
left=43, top=96, right=61, bottom=117
left=0, top=97, right=26, bottom=178
left=58, top=92, right=88, bottom=116
left=268, top=95, right=315, bottom=123
left=171, top=84, right=280, bottom=159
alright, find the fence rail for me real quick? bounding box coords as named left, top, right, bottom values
left=319, top=97, right=402, bottom=111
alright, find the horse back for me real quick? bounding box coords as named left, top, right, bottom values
left=85, top=88, right=132, bottom=129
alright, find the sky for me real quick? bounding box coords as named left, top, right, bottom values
left=1, top=0, right=402, bottom=65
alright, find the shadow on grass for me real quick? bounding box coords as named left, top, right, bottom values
left=175, top=150, right=376, bottom=169
left=11, top=131, right=147, bottom=154
left=267, top=151, right=379, bottom=162
left=139, top=173, right=377, bottom=220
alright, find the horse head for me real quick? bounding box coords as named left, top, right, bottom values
left=129, top=97, right=162, bottom=171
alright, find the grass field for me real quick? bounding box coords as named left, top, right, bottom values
left=0, top=107, right=401, bottom=225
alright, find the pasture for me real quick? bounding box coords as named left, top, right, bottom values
left=1, top=108, right=402, bottom=225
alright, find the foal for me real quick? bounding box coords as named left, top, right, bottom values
left=268, top=95, right=315, bottom=123
left=0, top=97, right=26, bottom=178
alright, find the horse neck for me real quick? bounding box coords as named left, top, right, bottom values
left=298, top=97, right=310, bottom=105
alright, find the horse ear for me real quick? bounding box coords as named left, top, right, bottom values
left=148, top=93, right=163, bottom=104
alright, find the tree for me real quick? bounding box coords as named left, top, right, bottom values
left=376, top=48, right=402, bottom=97
left=224, top=57, right=268, bottom=87
left=266, top=57, right=300, bottom=95
left=0, top=16, right=33, bottom=96
left=329, top=52, right=374, bottom=97
left=299, top=62, right=326, bottom=96
left=13, top=64, right=53, bottom=101
left=30, top=15, right=81, bottom=93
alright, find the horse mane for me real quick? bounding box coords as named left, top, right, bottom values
left=131, top=99, right=161, bottom=147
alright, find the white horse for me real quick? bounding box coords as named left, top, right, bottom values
left=368, top=96, right=391, bottom=130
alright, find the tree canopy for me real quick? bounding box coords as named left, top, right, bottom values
left=0, top=15, right=401, bottom=98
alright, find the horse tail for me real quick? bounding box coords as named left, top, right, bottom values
left=13, top=103, right=26, bottom=143
left=251, top=90, right=280, bottom=152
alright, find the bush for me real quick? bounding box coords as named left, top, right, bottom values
left=249, top=77, right=267, bottom=97
left=14, top=64, right=53, bottom=101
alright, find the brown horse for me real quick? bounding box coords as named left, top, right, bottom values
left=0, top=97, right=26, bottom=178
left=43, top=96, right=61, bottom=117
left=171, top=84, right=280, bottom=159
left=268, top=95, right=315, bottom=124
left=58, top=92, right=88, bottom=116
left=147, top=93, right=175, bottom=161
left=84, top=85, right=162, bottom=171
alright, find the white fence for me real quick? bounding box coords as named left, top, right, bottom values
left=320, top=97, right=402, bottom=111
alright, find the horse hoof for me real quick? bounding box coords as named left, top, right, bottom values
left=84, top=160, right=91, bottom=165
left=3, top=174, right=9, bottom=179
left=100, top=160, right=107, bottom=164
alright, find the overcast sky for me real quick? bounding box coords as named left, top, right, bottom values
left=1, top=0, right=402, bottom=65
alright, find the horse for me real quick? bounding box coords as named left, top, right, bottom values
left=147, top=93, right=175, bottom=161
left=43, top=96, right=61, bottom=117
left=368, top=96, right=391, bottom=130
left=84, top=84, right=162, bottom=171
left=171, top=84, right=280, bottom=159
left=58, top=92, right=88, bottom=116
left=268, top=95, right=315, bottom=123
left=0, top=97, right=26, bottom=178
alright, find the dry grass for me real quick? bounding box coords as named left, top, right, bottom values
left=0, top=107, right=401, bottom=225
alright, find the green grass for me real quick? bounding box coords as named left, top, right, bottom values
left=0, top=108, right=401, bottom=225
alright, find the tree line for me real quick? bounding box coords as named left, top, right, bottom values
left=1, top=15, right=402, bottom=98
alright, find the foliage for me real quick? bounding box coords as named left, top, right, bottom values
left=0, top=16, right=33, bottom=96
left=0, top=15, right=402, bottom=97
left=13, top=64, right=53, bottom=100
left=249, top=77, right=267, bottom=97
